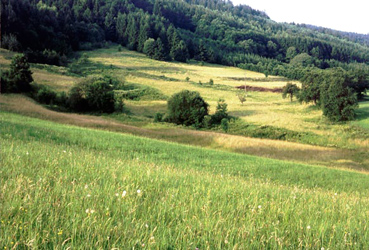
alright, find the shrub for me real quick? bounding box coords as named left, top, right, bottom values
left=114, top=91, right=125, bottom=112
left=67, top=77, right=115, bottom=113
left=154, top=113, right=164, bottom=122
left=1, top=34, right=21, bottom=51
left=167, top=90, right=209, bottom=127
left=32, top=84, right=57, bottom=104
left=221, top=118, right=229, bottom=133
left=1, top=54, right=33, bottom=93
left=211, top=99, right=229, bottom=124
left=202, top=115, right=212, bottom=128
left=237, top=91, right=247, bottom=105
left=55, top=91, right=68, bottom=106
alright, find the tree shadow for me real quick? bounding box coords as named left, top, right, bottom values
left=356, top=96, right=369, bottom=121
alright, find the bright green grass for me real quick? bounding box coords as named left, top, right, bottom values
left=354, top=98, right=369, bottom=130
left=1, top=111, right=369, bottom=249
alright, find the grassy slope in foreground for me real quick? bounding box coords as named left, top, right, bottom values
left=1, top=112, right=369, bottom=249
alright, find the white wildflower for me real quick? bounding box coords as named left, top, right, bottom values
left=307, top=226, right=311, bottom=229
left=122, top=190, right=127, bottom=197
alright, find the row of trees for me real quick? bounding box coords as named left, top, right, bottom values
left=282, top=67, right=366, bottom=121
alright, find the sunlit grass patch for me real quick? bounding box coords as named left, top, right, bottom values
left=1, top=112, right=369, bottom=248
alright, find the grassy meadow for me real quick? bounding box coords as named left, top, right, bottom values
left=1, top=46, right=368, bottom=169
left=1, top=45, right=369, bottom=248
left=1, top=112, right=369, bottom=249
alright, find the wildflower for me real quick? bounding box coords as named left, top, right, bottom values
left=321, top=248, right=325, bottom=250
left=258, top=205, right=262, bottom=209
left=334, top=193, right=337, bottom=196
left=225, top=239, right=229, bottom=244
left=115, top=193, right=119, bottom=197
left=145, top=224, right=149, bottom=228
left=58, top=230, right=63, bottom=235
left=307, top=226, right=311, bottom=229
left=26, top=152, right=29, bottom=155
left=87, top=194, right=91, bottom=198
left=63, top=150, right=66, bottom=153
left=142, top=244, right=145, bottom=247
left=85, top=208, right=95, bottom=214
left=137, top=190, right=142, bottom=196
left=84, top=184, right=88, bottom=189
left=122, top=190, right=127, bottom=197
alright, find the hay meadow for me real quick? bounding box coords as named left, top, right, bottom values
left=1, top=45, right=369, bottom=248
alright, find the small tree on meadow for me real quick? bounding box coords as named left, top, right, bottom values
left=1, top=54, right=33, bottom=93
left=282, top=83, right=300, bottom=102
left=211, top=98, right=229, bottom=124
left=237, top=92, right=246, bottom=105
left=166, top=90, right=209, bottom=127
left=320, top=68, right=358, bottom=121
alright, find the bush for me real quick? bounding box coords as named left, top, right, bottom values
left=166, top=90, right=209, bottom=127
left=55, top=91, right=68, bottom=106
left=211, top=99, right=229, bottom=124
left=32, top=84, right=57, bottom=104
left=221, top=118, right=229, bottom=133
left=202, top=115, right=212, bottom=128
left=154, top=113, right=164, bottom=122
left=1, top=54, right=33, bottom=93
left=67, top=77, right=115, bottom=113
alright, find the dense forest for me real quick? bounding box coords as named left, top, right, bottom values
left=2, top=0, right=369, bottom=71
left=2, top=0, right=369, bottom=120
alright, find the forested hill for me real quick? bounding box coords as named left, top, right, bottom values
left=2, top=0, right=369, bottom=82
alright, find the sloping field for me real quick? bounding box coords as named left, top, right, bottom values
left=1, top=95, right=365, bottom=170
left=1, top=112, right=369, bottom=248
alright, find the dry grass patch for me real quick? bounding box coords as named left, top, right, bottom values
left=32, top=68, right=78, bottom=92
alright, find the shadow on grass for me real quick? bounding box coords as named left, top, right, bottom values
left=356, top=96, right=369, bottom=121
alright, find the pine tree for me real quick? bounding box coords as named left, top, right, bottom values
left=171, top=40, right=189, bottom=62
left=126, top=15, right=138, bottom=50
left=153, top=38, right=167, bottom=61
left=138, top=19, right=152, bottom=52
left=116, top=13, right=128, bottom=44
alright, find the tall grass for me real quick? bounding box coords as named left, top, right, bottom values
left=1, top=112, right=369, bottom=248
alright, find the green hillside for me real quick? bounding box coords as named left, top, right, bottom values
left=1, top=111, right=369, bottom=248
left=2, top=0, right=369, bottom=248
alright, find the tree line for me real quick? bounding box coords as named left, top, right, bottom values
left=2, top=0, right=368, bottom=121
